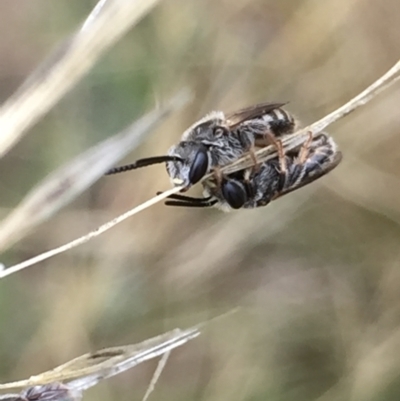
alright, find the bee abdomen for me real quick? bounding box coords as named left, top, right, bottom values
left=262, top=108, right=297, bottom=136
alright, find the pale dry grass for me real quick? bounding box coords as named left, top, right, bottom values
left=1, top=1, right=400, bottom=401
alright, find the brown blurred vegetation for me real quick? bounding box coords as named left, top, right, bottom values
left=1, top=0, right=400, bottom=400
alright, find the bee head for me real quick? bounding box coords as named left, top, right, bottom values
left=166, top=141, right=210, bottom=190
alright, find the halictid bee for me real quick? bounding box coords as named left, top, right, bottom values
left=161, top=133, right=342, bottom=211
left=106, top=102, right=298, bottom=190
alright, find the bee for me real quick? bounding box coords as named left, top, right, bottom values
left=161, top=133, right=342, bottom=211
left=106, top=102, right=298, bottom=190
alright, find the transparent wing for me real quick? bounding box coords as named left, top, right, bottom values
left=226, top=102, right=287, bottom=128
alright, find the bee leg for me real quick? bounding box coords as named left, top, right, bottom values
left=296, top=131, right=313, bottom=163
left=273, top=134, right=342, bottom=199
left=248, top=146, right=260, bottom=172
left=263, top=132, right=287, bottom=169
left=156, top=191, right=214, bottom=202
left=243, top=169, right=257, bottom=201
left=165, top=199, right=218, bottom=208
left=263, top=132, right=288, bottom=190
left=238, top=130, right=260, bottom=172
left=211, top=165, right=223, bottom=187
left=275, top=132, right=314, bottom=194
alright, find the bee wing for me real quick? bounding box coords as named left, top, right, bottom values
left=277, top=150, right=343, bottom=198
left=226, top=102, right=287, bottom=129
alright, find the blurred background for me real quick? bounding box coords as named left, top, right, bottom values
left=1, top=0, right=400, bottom=400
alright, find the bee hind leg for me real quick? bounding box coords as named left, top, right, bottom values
left=275, top=134, right=342, bottom=198
left=247, top=146, right=261, bottom=173
left=296, top=131, right=313, bottom=163
left=262, top=132, right=289, bottom=190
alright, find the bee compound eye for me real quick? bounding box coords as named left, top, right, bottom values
left=221, top=179, right=247, bottom=209
left=188, top=147, right=209, bottom=185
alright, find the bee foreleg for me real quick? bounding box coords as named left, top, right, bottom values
left=211, top=165, right=223, bottom=187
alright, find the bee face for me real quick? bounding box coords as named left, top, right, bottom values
left=166, top=112, right=254, bottom=189
left=165, top=113, right=236, bottom=189
left=166, top=141, right=210, bottom=189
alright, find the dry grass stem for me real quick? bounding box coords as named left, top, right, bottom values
left=0, top=89, right=191, bottom=252
left=0, top=0, right=165, bottom=158
left=1, top=59, right=399, bottom=281
left=221, top=59, right=400, bottom=175
left=0, top=61, right=400, bottom=279
left=0, top=186, right=182, bottom=280
left=141, top=352, right=170, bottom=401
left=0, top=326, right=199, bottom=391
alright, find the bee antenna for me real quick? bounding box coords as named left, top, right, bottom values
left=105, top=156, right=183, bottom=175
